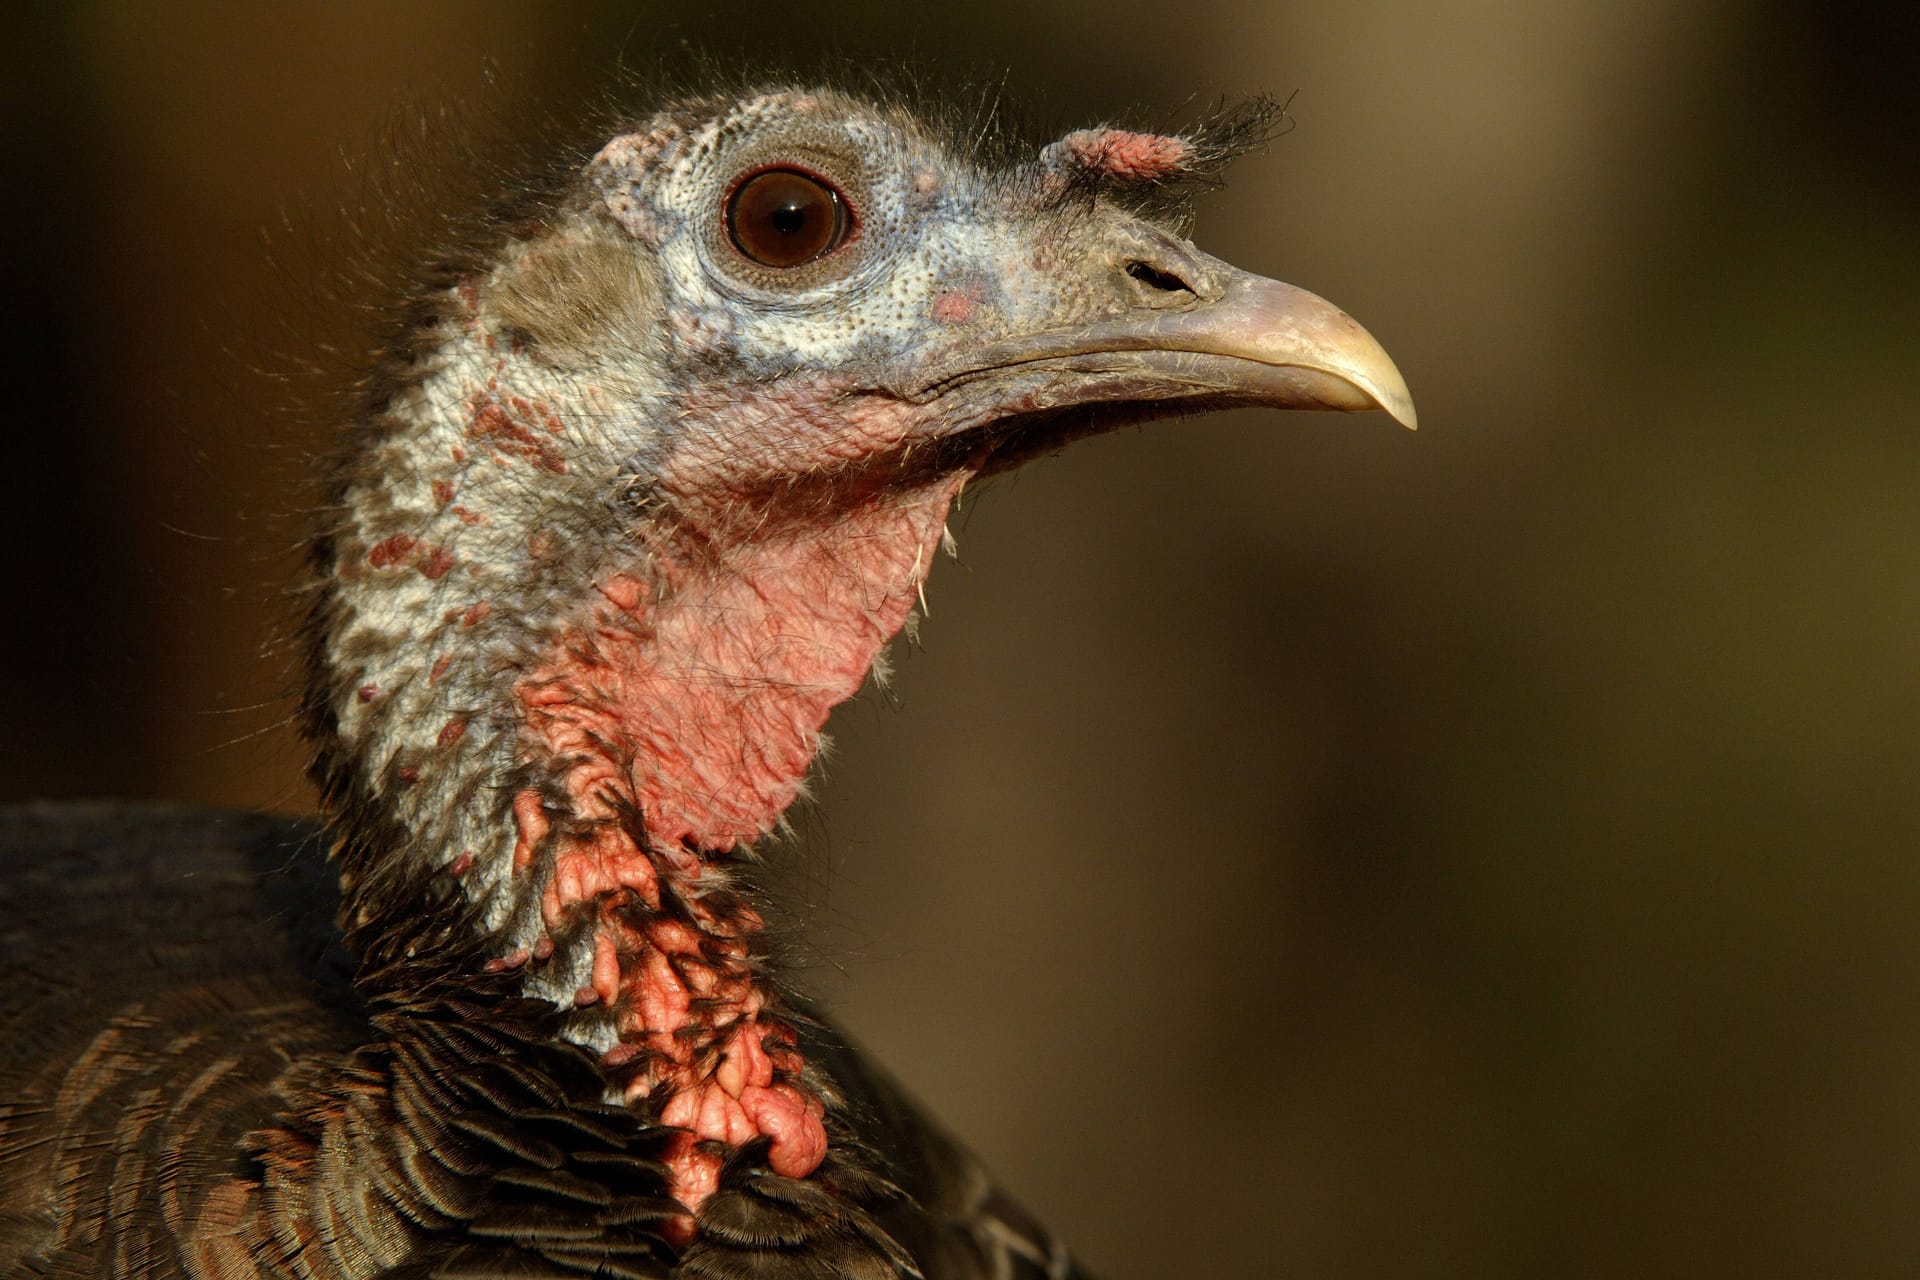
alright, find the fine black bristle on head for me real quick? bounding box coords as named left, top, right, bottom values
left=1035, top=94, right=1291, bottom=228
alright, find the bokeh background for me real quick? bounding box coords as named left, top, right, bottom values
left=5, top=3, right=1918, bottom=1275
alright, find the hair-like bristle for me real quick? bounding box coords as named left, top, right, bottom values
left=1036, top=93, right=1291, bottom=229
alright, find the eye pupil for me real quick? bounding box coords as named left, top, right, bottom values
left=727, top=169, right=848, bottom=268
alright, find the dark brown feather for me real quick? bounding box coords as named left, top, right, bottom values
left=0, top=805, right=1087, bottom=1279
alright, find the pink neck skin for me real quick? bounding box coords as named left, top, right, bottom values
left=508, top=461, right=970, bottom=1220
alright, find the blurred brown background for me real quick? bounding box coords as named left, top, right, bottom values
left=5, top=3, right=1918, bottom=1275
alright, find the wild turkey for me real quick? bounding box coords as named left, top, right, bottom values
left=0, top=85, right=1413, bottom=1279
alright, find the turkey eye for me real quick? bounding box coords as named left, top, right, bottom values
left=726, top=169, right=848, bottom=268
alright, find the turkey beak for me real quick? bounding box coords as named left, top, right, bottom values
left=919, top=258, right=1417, bottom=432
left=1119, top=268, right=1418, bottom=430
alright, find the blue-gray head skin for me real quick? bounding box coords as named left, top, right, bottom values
left=305, top=86, right=1416, bottom=1218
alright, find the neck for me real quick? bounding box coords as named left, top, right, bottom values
left=521, top=476, right=961, bottom=855
left=316, top=280, right=970, bottom=1213
left=502, top=473, right=965, bottom=1207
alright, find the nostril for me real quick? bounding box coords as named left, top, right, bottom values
left=1125, top=259, right=1196, bottom=295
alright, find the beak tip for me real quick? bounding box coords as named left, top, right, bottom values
left=1229, top=276, right=1419, bottom=433
left=1382, top=387, right=1418, bottom=431
left=1356, top=335, right=1416, bottom=430
left=1350, top=357, right=1417, bottom=431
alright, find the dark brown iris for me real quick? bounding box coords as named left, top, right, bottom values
left=726, top=168, right=848, bottom=268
